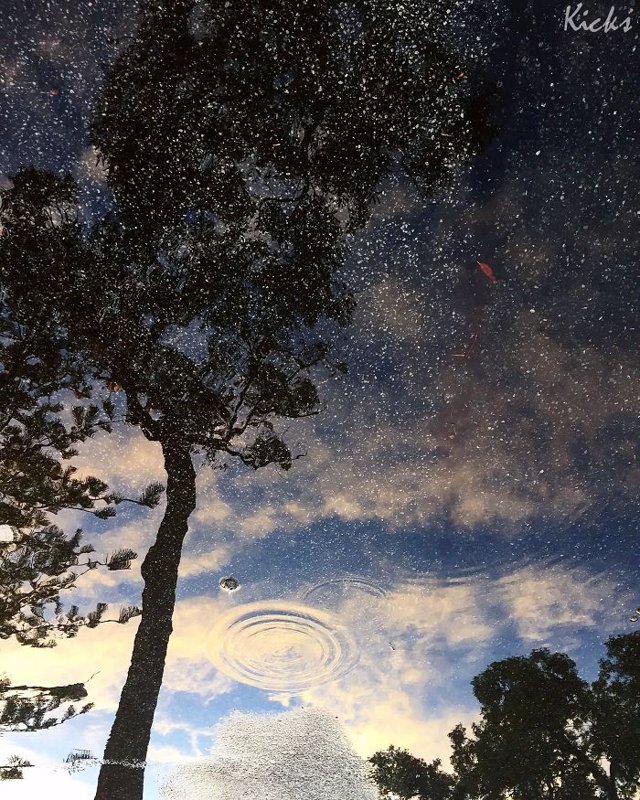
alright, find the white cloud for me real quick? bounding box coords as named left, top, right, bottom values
left=0, top=619, right=139, bottom=713
left=498, top=565, right=622, bottom=642
left=74, top=429, right=164, bottom=492
left=178, top=544, right=231, bottom=579
left=0, top=743, right=93, bottom=800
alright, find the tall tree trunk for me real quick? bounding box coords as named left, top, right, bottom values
left=94, top=440, right=196, bottom=800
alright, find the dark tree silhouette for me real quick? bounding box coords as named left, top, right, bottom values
left=450, top=649, right=599, bottom=800
left=0, top=676, right=92, bottom=733
left=369, top=745, right=454, bottom=799
left=370, top=633, right=640, bottom=800
left=590, top=632, right=640, bottom=800
left=0, top=755, right=34, bottom=781
left=0, top=251, right=162, bottom=746
left=0, top=1, right=492, bottom=797
left=0, top=234, right=163, bottom=643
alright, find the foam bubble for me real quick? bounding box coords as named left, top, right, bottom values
left=205, top=601, right=359, bottom=693
left=160, top=708, right=378, bottom=800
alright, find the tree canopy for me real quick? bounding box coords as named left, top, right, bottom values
left=370, top=746, right=454, bottom=800
left=370, top=632, right=640, bottom=800
left=0, top=298, right=164, bottom=641
left=0, top=249, right=160, bottom=766
left=0, top=234, right=163, bottom=648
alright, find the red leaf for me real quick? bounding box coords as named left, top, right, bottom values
left=476, top=261, right=497, bottom=283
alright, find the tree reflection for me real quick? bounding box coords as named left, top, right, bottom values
left=0, top=1, right=494, bottom=797
left=371, top=632, right=640, bottom=800
left=0, top=211, right=160, bottom=739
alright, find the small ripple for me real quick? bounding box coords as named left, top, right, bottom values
left=303, top=575, right=387, bottom=604
left=206, top=601, right=359, bottom=693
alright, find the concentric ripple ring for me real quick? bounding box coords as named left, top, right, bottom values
left=205, top=601, right=359, bottom=693
left=303, top=575, right=387, bottom=603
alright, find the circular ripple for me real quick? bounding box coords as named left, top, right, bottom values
left=303, top=575, right=387, bottom=604
left=206, top=601, right=359, bottom=693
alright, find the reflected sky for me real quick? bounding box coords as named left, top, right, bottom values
left=1, top=1, right=639, bottom=798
